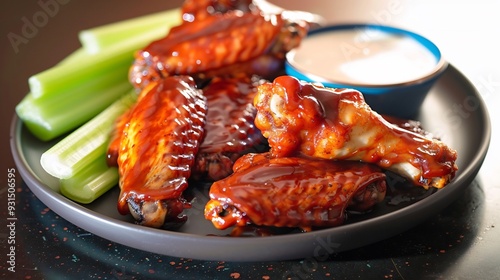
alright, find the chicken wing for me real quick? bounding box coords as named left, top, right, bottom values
left=192, top=75, right=266, bottom=181
left=204, top=152, right=387, bottom=231
left=129, top=1, right=309, bottom=89
left=253, top=76, right=458, bottom=189
left=116, top=76, right=207, bottom=228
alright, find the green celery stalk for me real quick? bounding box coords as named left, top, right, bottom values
left=60, top=155, right=119, bottom=204
left=79, top=8, right=181, bottom=53
left=28, top=41, right=135, bottom=99
left=28, top=8, right=181, bottom=99
left=16, top=79, right=132, bottom=141
left=37, top=59, right=130, bottom=107
left=57, top=47, right=89, bottom=65
left=39, top=90, right=137, bottom=179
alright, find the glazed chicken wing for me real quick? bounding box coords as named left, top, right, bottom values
left=205, top=152, right=387, bottom=231
left=115, top=76, right=207, bottom=228
left=129, top=0, right=309, bottom=89
left=192, top=75, right=266, bottom=181
left=253, top=76, right=458, bottom=189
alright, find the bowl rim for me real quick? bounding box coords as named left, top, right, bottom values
left=286, top=23, right=449, bottom=90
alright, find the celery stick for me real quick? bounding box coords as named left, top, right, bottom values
left=60, top=155, right=119, bottom=204
left=81, top=24, right=171, bottom=54
left=37, top=60, right=129, bottom=104
left=28, top=42, right=134, bottom=99
left=40, top=90, right=137, bottom=179
left=16, top=79, right=132, bottom=141
left=28, top=8, right=181, bottom=99
left=58, top=47, right=89, bottom=65
left=79, top=8, right=181, bottom=53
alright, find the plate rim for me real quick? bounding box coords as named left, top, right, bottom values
left=9, top=64, right=491, bottom=261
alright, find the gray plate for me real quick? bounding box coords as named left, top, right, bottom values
left=10, top=65, right=491, bottom=262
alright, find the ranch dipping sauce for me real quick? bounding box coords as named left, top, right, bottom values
left=288, top=27, right=439, bottom=85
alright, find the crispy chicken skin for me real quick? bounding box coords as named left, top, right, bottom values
left=205, top=152, right=387, bottom=231
left=129, top=0, right=309, bottom=89
left=115, top=76, right=207, bottom=228
left=192, top=75, right=266, bottom=181
left=253, top=76, right=458, bottom=189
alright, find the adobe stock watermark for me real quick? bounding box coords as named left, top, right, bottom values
left=474, top=73, right=500, bottom=103
left=337, top=0, right=405, bottom=63
left=281, top=234, right=341, bottom=280
left=7, top=0, right=71, bottom=54
left=5, top=168, right=17, bottom=273
left=430, top=73, right=499, bottom=143
left=369, top=0, right=404, bottom=26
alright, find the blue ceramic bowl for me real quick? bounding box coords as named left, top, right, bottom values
left=285, top=24, right=448, bottom=118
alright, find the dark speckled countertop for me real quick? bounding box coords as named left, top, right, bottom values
left=11, top=178, right=490, bottom=279
left=2, top=1, right=499, bottom=279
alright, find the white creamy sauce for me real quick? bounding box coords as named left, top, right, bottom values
left=290, top=28, right=438, bottom=85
